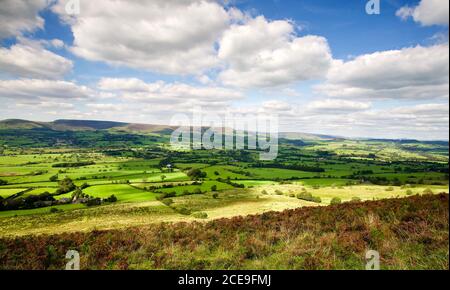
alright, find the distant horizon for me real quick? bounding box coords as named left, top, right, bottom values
left=1, top=117, right=448, bottom=142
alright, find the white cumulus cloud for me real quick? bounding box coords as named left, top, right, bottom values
left=306, top=99, right=372, bottom=112
left=98, top=77, right=245, bottom=103
left=0, top=39, right=73, bottom=79
left=0, top=0, right=48, bottom=39
left=317, top=44, right=449, bottom=100
left=397, top=0, right=449, bottom=26
left=0, top=79, right=95, bottom=101
left=51, top=0, right=235, bottom=75
left=218, top=16, right=332, bottom=88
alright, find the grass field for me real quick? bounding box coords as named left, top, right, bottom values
left=55, top=184, right=157, bottom=203
left=0, top=203, right=86, bottom=218
left=256, top=183, right=449, bottom=204
left=0, top=135, right=448, bottom=272
left=155, top=181, right=234, bottom=195
left=0, top=188, right=24, bottom=198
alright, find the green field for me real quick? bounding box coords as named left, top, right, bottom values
left=0, top=128, right=448, bottom=242
left=155, top=181, right=234, bottom=195
left=0, top=120, right=448, bottom=270
left=55, top=184, right=157, bottom=203
left=0, top=188, right=24, bottom=198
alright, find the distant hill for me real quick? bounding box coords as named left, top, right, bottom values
left=2, top=119, right=445, bottom=143
left=0, top=119, right=176, bottom=134
left=279, top=132, right=339, bottom=141
left=367, top=138, right=449, bottom=146
left=52, top=119, right=128, bottom=131
left=0, top=119, right=336, bottom=140
left=0, top=119, right=47, bottom=130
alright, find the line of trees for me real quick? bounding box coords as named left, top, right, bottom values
left=252, top=162, right=325, bottom=173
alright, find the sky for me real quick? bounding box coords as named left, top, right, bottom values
left=0, top=0, right=448, bottom=140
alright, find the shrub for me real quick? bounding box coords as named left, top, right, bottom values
left=187, top=168, right=207, bottom=180
left=406, top=190, right=414, bottom=196
left=157, top=192, right=176, bottom=200
left=351, top=197, right=362, bottom=203
left=313, top=196, right=322, bottom=203
left=423, top=188, right=434, bottom=195
left=211, top=185, right=217, bottom=192
left=86, top=198, right=102, bottom=207
left=177, top=207, right=191, bottom=215
left=275, top=190, right=283, bottom=195
left=261, top=190, right=268, bottom=195
left=162, top=198, right=174, bottom=206
left=192, top=212, right=208, bottom=219
left=212, top=193, right=219, bottom=199
left=49, top=207, right=59, bottom=213
left=385, top=187, right=394, bottom=192
left=297, top=192, right=313, bottom=200
left=0, top=179, right=7, bottom=186
left=167, top=192, right=177, bottom=198
left=330, top=197, right=342, bottom=205
left=296, top=192, right=321, bottom=203
left=49, top=175, right=58, bottom=182
left=52, top=161, right=95, bottom=168
left=104, top=195, right=118, bottom=203
left=194, top=188, right=203, bottom=195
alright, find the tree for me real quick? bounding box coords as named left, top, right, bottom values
left=211, top=185, right=217, bottom=192
left=57, top=177, right=76, bottom=194
left=72, top=188, right=83, bottom=201
left=187, top=168, right=206, bottom=180
left=49, top=175, right=58, bottom=182
left=161, top=175, right=167, bottom=182
left=105, top=195, right=118, bottom=203
left=86, top=198, right=102, bottom=207
left=0, top=179, right=7, bottom=186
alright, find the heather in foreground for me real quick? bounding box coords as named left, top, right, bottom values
left=0, top=194, right=448, bottom=270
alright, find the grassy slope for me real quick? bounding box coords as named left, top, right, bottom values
left=0, top=194, right=448, bottom=270
left=0, top=190, right=310, bottom=235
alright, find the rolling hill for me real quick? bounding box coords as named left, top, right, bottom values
left=0, top=119, right=176, bottom=134
left=0, top=119, right=337, bottom=141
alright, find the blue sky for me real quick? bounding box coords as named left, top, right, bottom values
left=0, top=0, right=448, bottom=140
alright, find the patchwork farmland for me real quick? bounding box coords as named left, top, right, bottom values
left=0, top=119, right=448, bottom=269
